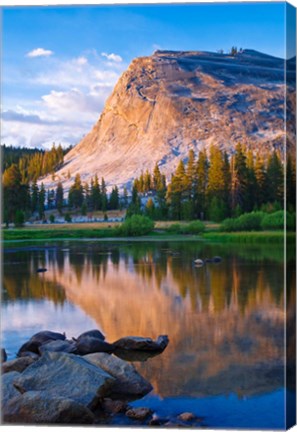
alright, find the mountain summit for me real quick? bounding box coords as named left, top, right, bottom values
left=45, top=49, right=295, bottom=190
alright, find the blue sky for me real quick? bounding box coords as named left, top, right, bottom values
left=1, top=2, right=294, bottom=149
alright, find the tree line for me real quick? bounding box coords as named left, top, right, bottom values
left=2, top=143, right=296, bottom=225
left=1, top=144, right=72, bottom=182
left=132, top=144, right=295, bottom=221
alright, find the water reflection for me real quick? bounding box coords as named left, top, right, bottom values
left=2, top=241, right=293, bottom=402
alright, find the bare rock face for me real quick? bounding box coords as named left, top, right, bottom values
left=13, top=352, right=115, bottom=410
left=43, top=49, right=295, bottom=191
left=2, top=391, right=95, bottom=424
left=84, top=352, right=153, bottom=397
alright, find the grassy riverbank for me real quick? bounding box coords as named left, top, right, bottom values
left=2, top=223, right=294, bottom=243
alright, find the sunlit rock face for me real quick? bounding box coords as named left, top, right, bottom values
left=42, top=50, right=295, bottom=191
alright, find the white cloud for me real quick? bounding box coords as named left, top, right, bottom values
left=75, top=56, right=88, bottom=65
left=26, top=48, right=54, bottom=58
left=3, top=51, right=127, bottom=149
left=101, top=52, right=123, bottom=63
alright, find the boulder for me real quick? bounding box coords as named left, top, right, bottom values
left=112, top=335, right=169, bottom=352
left=102, top=398, right=128, bottom=414
left=76, top=329, right=105, bottom=342
left=2, top=371, right=21, bottom=410
left=212, top=256, right=222, bottom=263
left=75, top=336, right=114, bottom=355
left=84, top=353, right=153, bottom=397
left=2, top=356, right=36, bottom=374
left=30, top=330, right=66, bottom=344
left=126, top=407, right=152, bottom=420
left=178, top=412, right=196, bottom=422
left=18, top=351, right=39, bottom=360
left=38, top=340, right=77, bottom=355
left=193, top=259, right=204, bottom=266
left=17, top=331, right=66, bottom=357
left=3, top=391, right=95, bottom=424
left=113, top=348, right=161, bottom=362
left=1, top=348, right=7, bottom=362
left=13, top=352, right=115, bottom=410
left=17, top=340, right=41, bottom=357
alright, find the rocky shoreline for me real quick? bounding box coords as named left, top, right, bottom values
left=1, top=329, right=203, bottom=426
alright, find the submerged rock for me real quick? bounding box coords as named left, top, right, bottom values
left=75, top=329, right=105, bottom=342
left=2, top=356, right=36, bottom=374
left=75, top=336, right=114, bottom=355
left=13, top=351, right=115, bottom=410
left=36, top=268, right=47, bottom=273
left=178, top=412, right=196, bottom=422
left=3, top=391, right=95, bottom=424
left=84, top=352, right=153, bottom=397
left=113, top=335, right=169, bottom=352
left=126, top=407, right=153, bottom=420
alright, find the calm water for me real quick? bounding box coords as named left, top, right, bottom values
left=2, top=240, right=295, bottom=429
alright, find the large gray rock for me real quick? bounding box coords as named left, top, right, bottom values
left=76, top=329, right=105, bottom=342
left=113, top=335, right=169, bottom=352
left=3, top=391, right=95, bottom=424
left=75, top=336, right=114, bottom=355
left=2, top=356, right=36, bottom=374
left=13, top=351, right=115, bottom=410
left=84, top=353, right=153, bottom=397
left=38, top=339, right=77, bottom=355
left=2, top=371, right=21, bottom=410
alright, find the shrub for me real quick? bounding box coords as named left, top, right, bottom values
left=118, top=215, right=154, bottom=236
left=64, top=213, right=72, bottom=223
left=49, top=214, right=55, bottom=223
left=221, top=211, right=265, bottom=232
left=14, top=210, right=25, bottom=228
left=180, top=220, right=205, bottom=234
left=167, top=223, right=182, bottom=234
left=261, top=211, right=295, bottom=231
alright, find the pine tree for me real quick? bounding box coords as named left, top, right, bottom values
left=153, top=163, right=163, bottom=191
left=91, top=175, right=101, bottom=210
left=31, top=180, right=39, bottom=213
left=196, top=148, right=209, bottom=219
left=68, top=174, right=84, bottom=208
left=55, top=182, right=64, bottom=214
left=123, top=186, right=129, bottom=208
left=144, top=170, right=152, bottom=193
left=101, top=178, right=108, bottom=211
left=109, top=186, right=119, bottom=210
left=3, top=164, right=24, bottom=223
left=266, top=151, right=284, bottom=206
left=207, top=145, right=227, bottom=220
left=254, top=153, right=267, bottom=208
left=168, top=160, right=187, bottom=220
left=38, top=183, right=46, bottom=220
left=186, top=149, right=197, bottom=199
left=145, top=198, right=155, bottom=219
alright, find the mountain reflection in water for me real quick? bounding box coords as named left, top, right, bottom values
left=2, top=240, right=295, bottom=423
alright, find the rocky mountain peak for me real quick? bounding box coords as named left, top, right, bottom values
left=42, top=49, right=295, bottom=191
